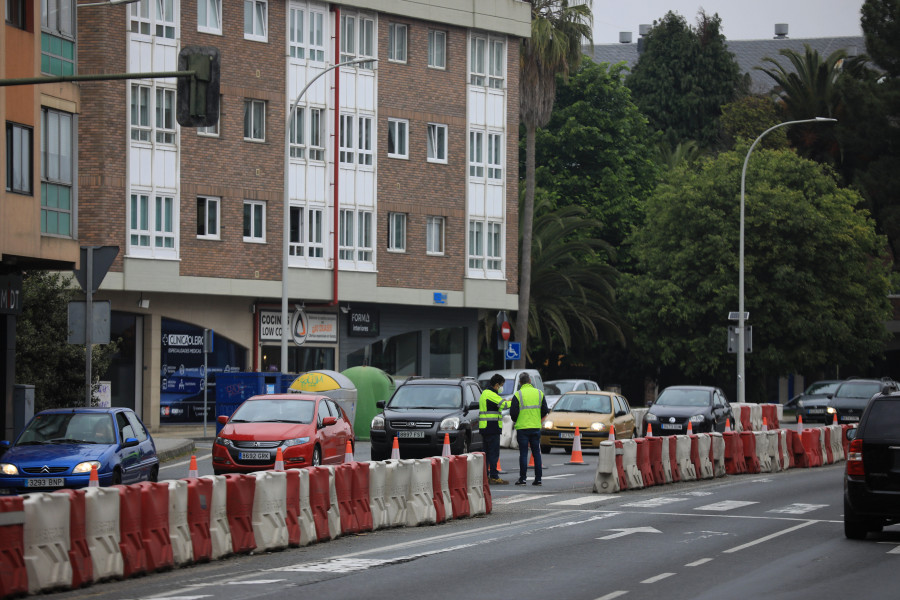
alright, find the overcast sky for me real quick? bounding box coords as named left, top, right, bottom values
left=593, top=0, right=866, bottom=44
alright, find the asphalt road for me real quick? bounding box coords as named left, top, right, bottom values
left=46, top=443, right=900, bottom=600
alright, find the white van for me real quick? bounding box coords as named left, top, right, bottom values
left=477, top=368, right=545, bottom=400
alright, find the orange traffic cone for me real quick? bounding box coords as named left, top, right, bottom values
left=762, top=417, right=768, bottom=431
left=188, top=455, right=199, bottom=478
left=391, top=436, right=400, bottom=460
left=567, top=426, right=585, bottom=465
left=441, top=433, right=451, bottom=457
left=344, top=440, right=354, bottom=463
left=527, top=450, right=535, bottom=468
left=646, top=423, right=654, bottom=437
left=496, top=458, right=506, bottom=474
left=687, top=421, right=693, bottom=435
left=274, top=447, right=285, bottom=471
left=725, top=418, right=732, bottom=433
left=89, top=464, right=99, bottom=487
left=833, top=412, right=838, bottom=426
left=608, top=425, right=616, bottom=442
left=797, top=414, right=805, bottom=433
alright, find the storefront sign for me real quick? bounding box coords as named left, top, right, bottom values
left=0, top=274, right=23, bottom=315
left=259, top=309, right=337, bottom=343
left=347, top=307, right=379, bottom=337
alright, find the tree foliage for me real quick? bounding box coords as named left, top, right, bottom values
left=626, top=10, right=741, bottom=149
left=620, top=149, right=892, bottom=401
left=862, top=0, right=900, bottom=77
left=15, top=272, right=119, bottom=411
left=719, top=96, right=788, bottom=150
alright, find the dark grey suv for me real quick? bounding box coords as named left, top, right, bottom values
left=369, top=377, right=484, bottom=461
left=844, top=393, right=900, bottom=539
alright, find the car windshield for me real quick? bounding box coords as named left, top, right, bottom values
left=554, top=394, right=611, bottom=413
left=807, top=381, right=841, bottom=395
left=229, top=399, right=314, bottom=423
left=17, top=413, right=116, bottom=445
left=655, top=389, right=711, bottom=407
left=389, top=385, right=462, bottom=409
left=835, top=382, right=882, bottom=400
left=551, top=381, right=578, bottom=394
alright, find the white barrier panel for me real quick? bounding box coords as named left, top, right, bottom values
left=819, top=427, right=831, bottom=464
left=620, top=440, right=644, bottom=489
left=631, top=408, right=648, bottom=436
left=660, top=437, right=674, bottom=483
left=754, top=432, right=773, bottom=472
left=675, top=436, right=696, bottom=481
left=368, top=461, right=389, bottom=530
left=323, top=466, right=342, bottom=540
left=434, top=456, right=453, bottom=521
left=166, top=480, right=193, bottom=566
left=251, top=471, right=289, bottom=552
left=500, top=415, right=518, bottom=449
left=709, top=433, right=726, bottom=478
left=384, top=460, right=412, bottom=528
left=780, top=430, right=791, bottom=469
left=829, top=425, right=844, bottom=461
left=407, top=459, right=437, bottom=526
left=201, top=475, right=232, bottom=559
left=696, top=434, right=714, bottom=479
left=295, top=468, right=316, bottom=545
left=465, top=454, right=486, bottom=517
left=22, top=492, right=72, bottom=593
left=730, top=404, right=747, bottom=433
left=750, top=404, right=763, bottom=431
left=83, top=487, right=123, bottom=580
left=765, top=431, right=782, bottom=472
left=592, top=441, right=620, bottom=493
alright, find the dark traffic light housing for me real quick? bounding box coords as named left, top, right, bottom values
left=177, top=46, right=220, bottom=128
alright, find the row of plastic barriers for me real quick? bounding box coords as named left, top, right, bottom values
left=0, top=453, right=491, bottom=598
left=593, top=424, right=852, bottom=493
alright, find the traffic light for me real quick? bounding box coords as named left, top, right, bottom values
left=177, top=46, right=220, bottom=128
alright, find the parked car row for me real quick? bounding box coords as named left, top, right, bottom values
left=788, top=378, right=900, bottom=425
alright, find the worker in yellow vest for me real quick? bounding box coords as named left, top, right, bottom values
left=479, top=373, right=511, bottom=484
left=510, top=372, right=549, bottom=485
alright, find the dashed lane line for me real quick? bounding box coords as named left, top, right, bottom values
left=685, top=558, right=713, bottom=567
left=641, top=573, right=676, bottom=584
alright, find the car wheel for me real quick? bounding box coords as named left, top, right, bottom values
left=844, top=498, right=868, bottom=540
left=312, top=446, right=322, bottom=467
left=149, top=465, right=159, bottom=483
left=541, top=445, right=551, bottom=454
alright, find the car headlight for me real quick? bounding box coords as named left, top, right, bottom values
left=543, top=420, right=554, bottom=430
left=215, top=437, right=233, bottom=447
left=590, top=422, right=605, bottom=431
left=439, top=416, right=460, bottom=431
left=645, top=413, right=658, bottom=421
left=689, top=414, right=706, bottom=423
left=0, top=463, right=18, bottom=476
left=371, top=415, right=385, bottom=431
left=282, top=437, right=310, bottom=447
left=797, top=401, right=805, bottom=408
left=826, top=406, right=836, bottom=414
left=73, top=461, right=100, bottom=474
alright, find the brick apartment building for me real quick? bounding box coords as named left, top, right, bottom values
left=72, top=0, right=530, bottom=429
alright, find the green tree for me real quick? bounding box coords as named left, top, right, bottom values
left=719, top=95, right=788, bottom=149
left=620, top=149, right=892, bottom=402
left=862, top=0, right=900, bottom=77
left=516, top=0, right=593, bottom=368
left=626, top=10, right=741, bottom=148
left=15, top=271, right=119, bottom=411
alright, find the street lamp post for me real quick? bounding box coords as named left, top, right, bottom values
left=281, top=58, right=376, bottom=372
left=737, top=116, right=837, bottom=404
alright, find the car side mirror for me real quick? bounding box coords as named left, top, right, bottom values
left=468, top=401, right=479, bottom=411
left=123, top=437, right=139, bottom=448
left=217, top=415, right=228, bottom=425
left=615, top=410, right=627, bottom=417
left=322, top=416, right=337, bottom=427
left=376, top=401, right=385, bottom=409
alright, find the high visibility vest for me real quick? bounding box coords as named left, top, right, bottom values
left=478, top=389, right=507, bottom=429
left=514, top=384, right=543, bottom=429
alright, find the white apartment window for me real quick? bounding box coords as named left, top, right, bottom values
left=128, top=192, right=177, bottom=256
left=338, top=209, right=354, bottom=260
left=487, top=222, right=502, bottom=270
left=470, top=37, right=485, bottom=85
left=339, top=114, right=354, bottom=164
left=357, top=211, right=373, bottom=261
left=130, top=84, right=151, bottom=142
left=339, top=209, right=373, bottom=263
left=243, top=200, right=266, bottom=242
left=244, top=99, right=266, bottom=141
left=470, top=35, right=505, bottom=88
left=289, top=205, right=324, bottom=257
left=198, top=0, right=221, bottom=34
left=130, top=193, right=151, bottom=248
left=489, top=39, right=504, bottom=88
left=197, top=196, right=219, bottom=239
left=244, top=0, right=267, bottom=42
left=308, top=208, right=324, bottom=257
left=428, top=30, right=446, bottom=69
left=358, top=116, right=373, bottom=166
left=426, top=216, right=444, bottom=255
left=198, top=96, right=220, bottom=136
left=132, top=84, right=176, bottom=144
left=129, top=0, right=150, bottom=35
left=309, top=108, right=324, bottom=160
left=154, top=0, right=175, bottom=38
left=308, top=10, right=325, bottom=61
left=469, top=220, right=503, bottom=272
left=130, top=0, right=174, bottom=38
left=387, top=119, right=408, bottom=159
left=289, top=7, right=305, bottom=58
left=487, top=132, right=502, bottom=180
left=155, top=88, right=175, bottom=144
left=154, top=195, right=175, bottom=248
left=388, top=23, right=407, bottom=63
left=40, top=108, right=74, bottom=237
left=427, top=123, right=447, bottom=163
left=359, top=17, right=375, bottom=68
left=289, top=7, right=325, bottom=61
left=289, top=106, right=305, bottom=158
left=340, top=14, right=356, bottom=63
left=6, top=123, right=32, bottom=195
left=468, top=220, right=484, bottom=269
left=388, top=212, right=406, bottom=252
left=469, top=130, right=484, bottom=178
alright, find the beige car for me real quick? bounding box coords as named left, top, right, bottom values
left=540, top=391, right=636, bottom=453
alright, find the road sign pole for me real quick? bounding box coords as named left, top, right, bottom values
left=85, top=247, right=93, bottom=407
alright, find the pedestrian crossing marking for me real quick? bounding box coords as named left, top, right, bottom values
left=768, top=503, right=828, bottom=515
left=695, top=500, right=758, bottom=512
left=550, top=496, right=613, bottom=506
left=494, top=494, right=546, bottom=504
left=623, top=497, right=689, bottom=508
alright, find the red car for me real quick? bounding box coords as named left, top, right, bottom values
left=212, top=394, right=354, bottom=474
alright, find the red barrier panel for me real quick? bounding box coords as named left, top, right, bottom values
left=448, top=455, right=470, bottom=518
left=112, top=484, right=147, bottom=578
left=182, top=477, right=212, bottom=561
left=283, top=470, right=301, bottom=546
left=55, top=489, right=92, bottom=588
left=723, top=432, right=746, bottom=474
left=481, top=453, right=492, bottom=514
left=0, top=496, right=28, bottom=598
left=334, top=464, right=359, bottom=535
left=801, top=430, right=823, bottom=467
left=738, top=406, right=752, bottom=433
left=136, top=482, right=173, bottom=572
left=645, top=437, right=666, bottom=486
left=350, top=463, right=373, bottom=532
left=739, top=432, right=760, bottom=473
left=634, top=439, right=655, bottom=487
left=823, top=428, right=834, bottom=464
left=308, top=467, right=332, bottom=542
left=223, top=474, right=257, bottom=553
left=689, top=435, right=704, bottom=479
left=788, top=430, right=809, bottom=468
left=667, top=437, right=681, bottom=482
left=761, top=405, right=779, bottom=431
left=429, top=458, right=446, bottom=523
left=613, top=441, right=629, bottom=489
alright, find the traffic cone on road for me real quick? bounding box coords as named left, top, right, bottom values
left=608, top=425, right=616, bottom=442
left=496, top=459, right=506, bottom=474
left=646, top=423, right=654, bottom=437
left=344, top=440, right=354, bottom=463
left=391, top=436, right=400, bottom=460
left=89, top=464, right=99, bottom=488
left=567, top=426, right=586, bottom=465
left=833, top=412, right=838, bottom=426
left=274, top=447, right=285, bottom=471
left=762, top=417, right=768, bottom=431
left=687, top=421, right=693, bottom=435
left=527, top=450, right=535, bottom=468
left=797, top=415, right=804, bottom=433
left=725, top=418, right=732, bottom=433
left=441, top=433, right=451, bottom=457
left=188, top=455, right=199, bottom=478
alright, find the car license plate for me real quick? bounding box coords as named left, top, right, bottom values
left=842, top=416, right=860, bottom=422
left=558, top=432, right=575, bottom=439
left=239, top=451, right=271, bottom=460
left=27, top=478, right=64, bottom=488
left=661, top=423, right=682, bottom=430
left=808, top=409, right=824, bottom=414
left=397, top=431, right=424, bottom=438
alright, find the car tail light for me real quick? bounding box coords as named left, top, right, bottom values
left=846, top=438, right=864, bottom=477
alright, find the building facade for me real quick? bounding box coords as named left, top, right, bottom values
left=74, top=0, right=530, bottom=429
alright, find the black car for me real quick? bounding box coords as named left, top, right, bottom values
left=787, top=379, right=843, bottom=424
left=844, top=392, right=900, bottom=539
left=642, top=385, right=733, bottom=436
left=826, top=378, right=899, bottom=425
left=369, top=377, right=484, bottom=460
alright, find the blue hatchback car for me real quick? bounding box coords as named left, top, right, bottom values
left=0, top=407, right=159, bottom=494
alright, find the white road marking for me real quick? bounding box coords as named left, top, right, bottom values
left=275, top=558, right=391, bottom=573
left=723, top=520, right=817, bottom=553
left=226, top=580, right=286, bottom=585
left=695, top=500, right=758, bottom=512
left=594, top=591, right=628, bottom=600
left=494, top=494, right=546, bottom=504
left=550, top=496, right=613, bottom=506
left=641, top=572, right=675, bottom=583
left=877, top=542, right=900, bottom=555
left=163, top=454, right=211, bottom=469
left=540, top=473, right=576, bottom=480
left=597, top=526, right=661, bottom=540
left=768, top=503, right=828, bottom=515
left=685, top=558, right=713, bottom=567
left=682, top=491, right=713, bottom=496
left=150, top=597, right=212, bottom=600
left=622, top=497, right=688, bottom=508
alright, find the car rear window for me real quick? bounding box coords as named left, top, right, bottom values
left=862, top=399, right=900, bottom=438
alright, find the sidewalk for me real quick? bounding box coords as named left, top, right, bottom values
left=151, top=424, right=215, bottom=463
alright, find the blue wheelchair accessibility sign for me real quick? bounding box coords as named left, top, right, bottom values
left=505, top=341, right=521, bottom=361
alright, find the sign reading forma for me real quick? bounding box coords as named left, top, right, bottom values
left=258, top=309, right=337, bottom=343
left=347, top=307, right=379, bottom=337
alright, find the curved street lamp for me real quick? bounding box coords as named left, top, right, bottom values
left=737, top=117, right=837, bottom=404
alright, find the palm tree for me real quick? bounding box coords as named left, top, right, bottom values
left=516, top=0, right=593, bottom=367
